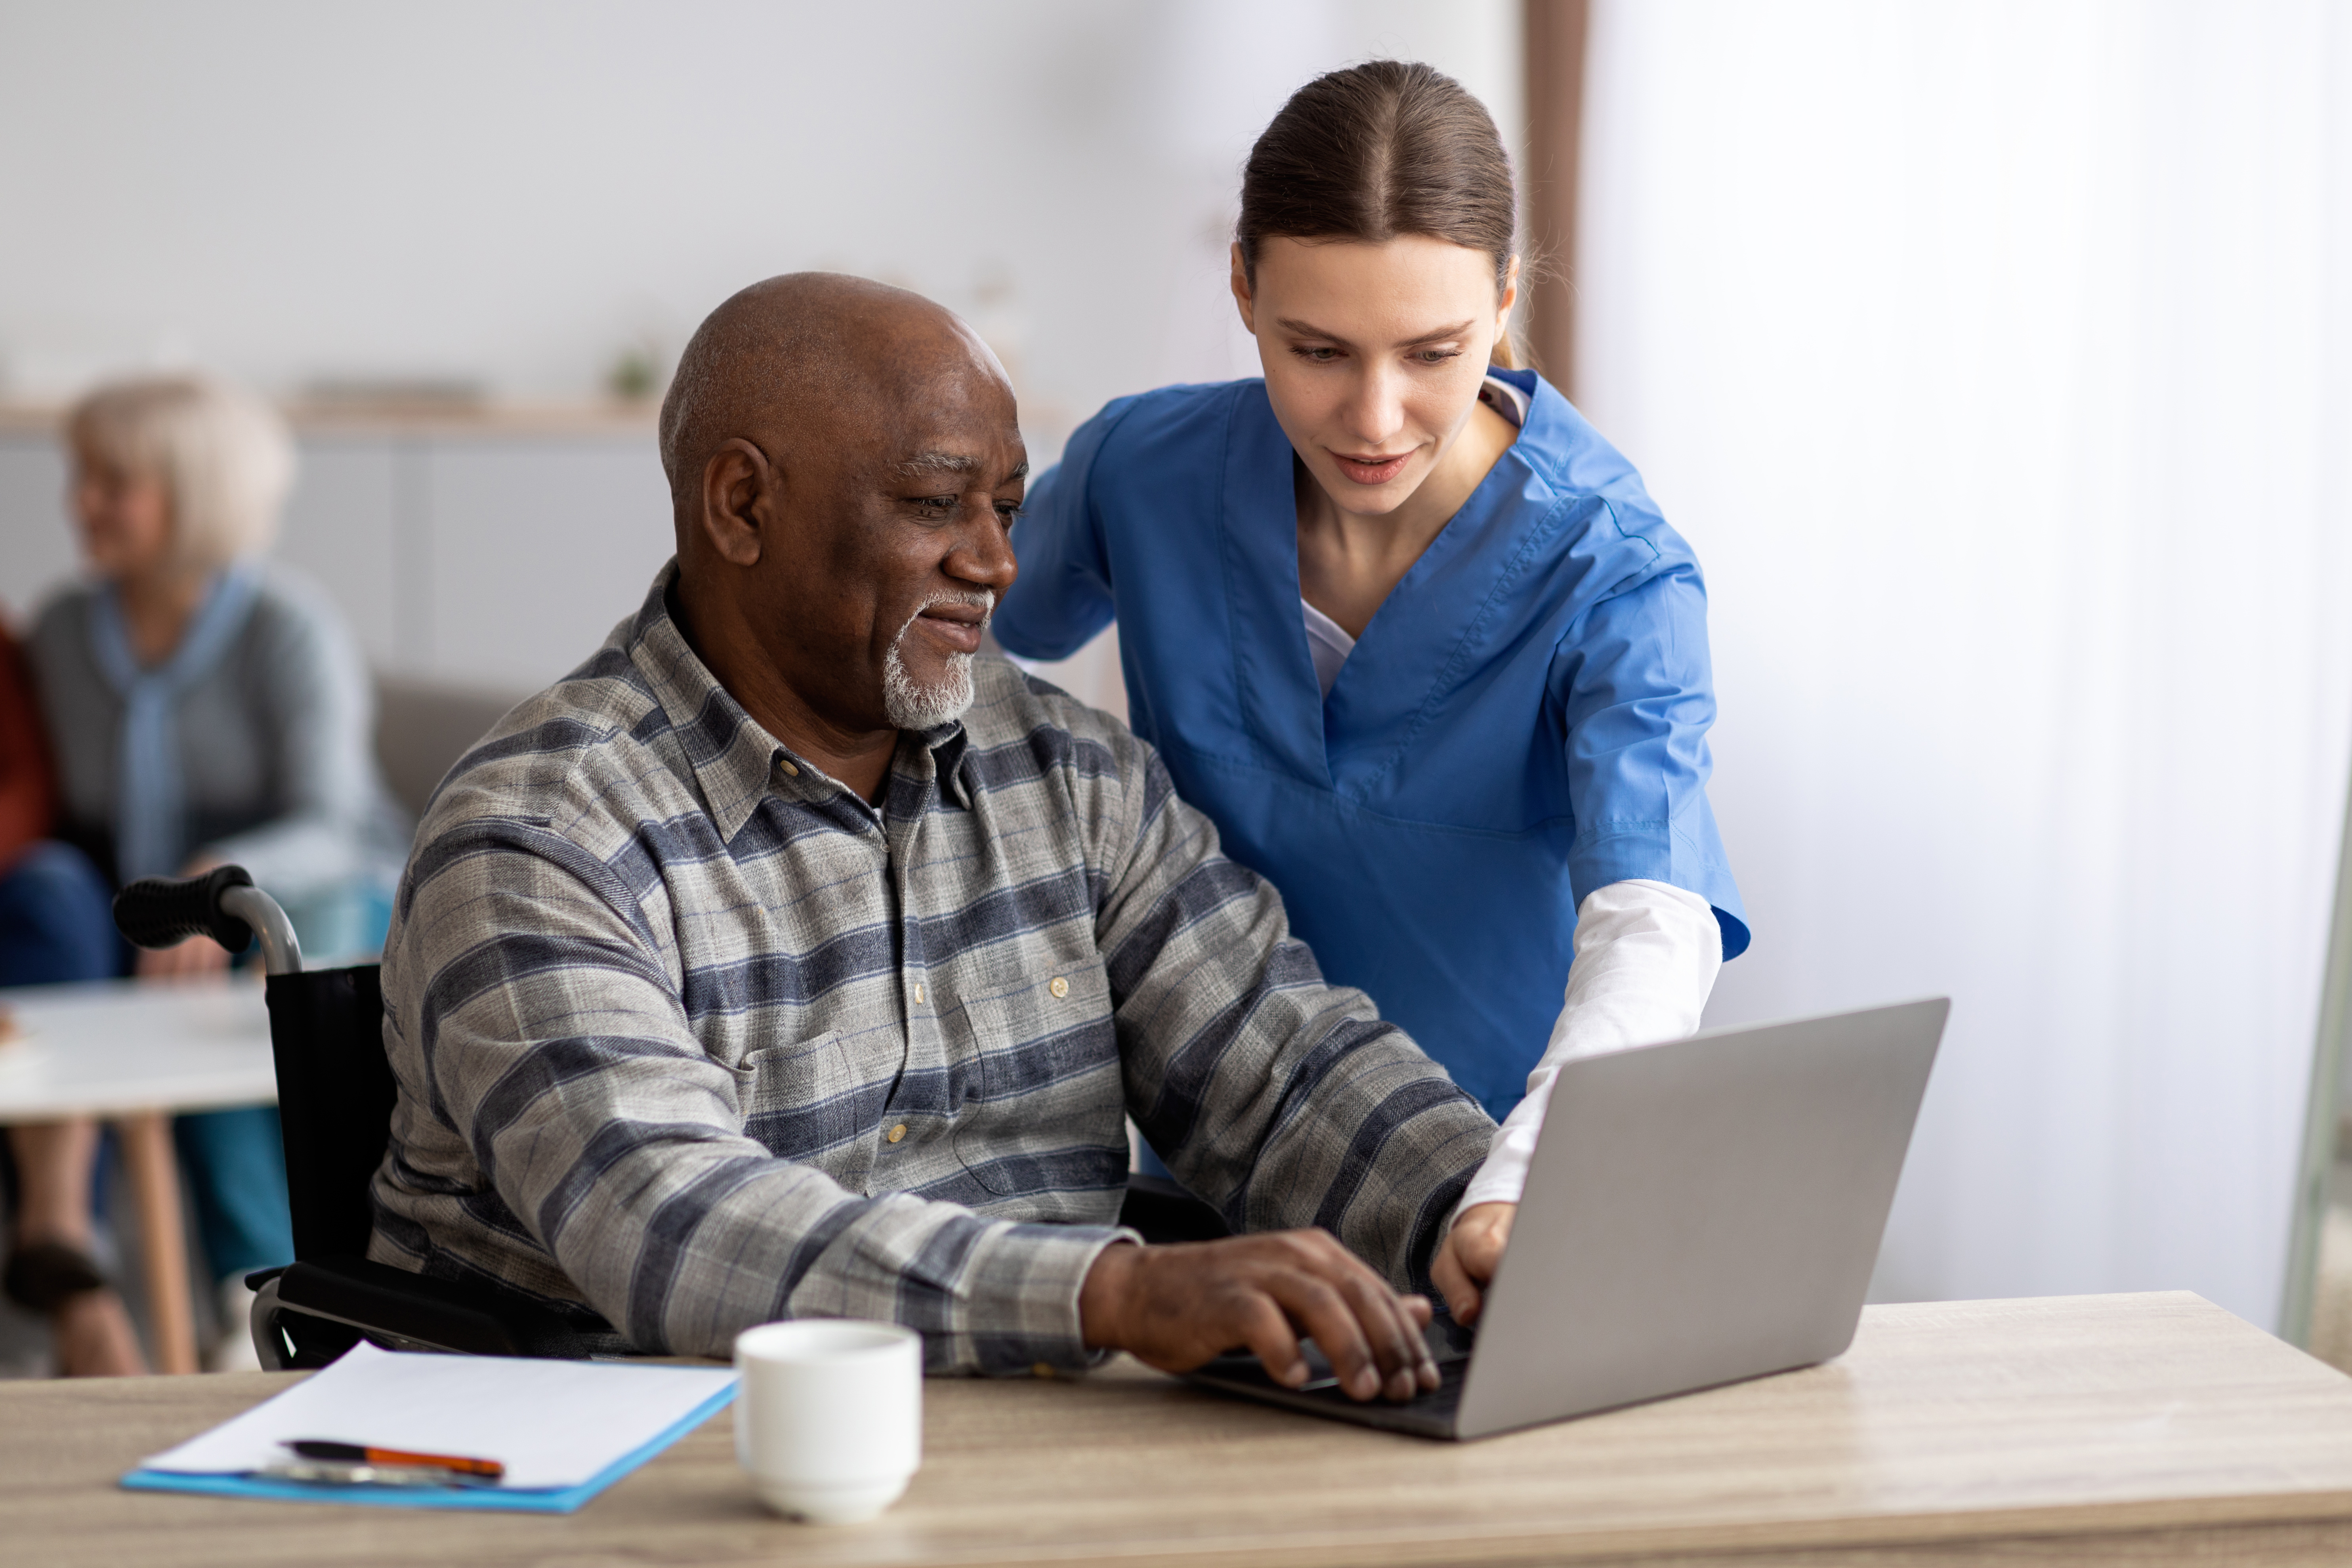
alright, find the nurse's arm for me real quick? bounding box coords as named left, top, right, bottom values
left=993, top=434, right=1117, bottom=659
left=1458, top=880, right=1721, bottom=1217
left=1431, top=1202, right=1516, bottom=1325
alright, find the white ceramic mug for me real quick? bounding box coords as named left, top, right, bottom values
left=733, top=1319, right=923, bottom=1524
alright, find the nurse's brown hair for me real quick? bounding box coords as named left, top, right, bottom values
left=1237, top=61, right=1523, bottom=368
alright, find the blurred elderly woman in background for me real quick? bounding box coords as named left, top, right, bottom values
left=8, top=375, right=407, bottom=1375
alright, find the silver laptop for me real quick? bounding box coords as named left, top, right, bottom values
left=1186, top=998, right=1948, bottom=1440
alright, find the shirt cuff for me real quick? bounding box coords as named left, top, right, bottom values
left=1459, top=1091, right=1548, bottom=1211
left=950, top=1220, right=1140, bottom=1377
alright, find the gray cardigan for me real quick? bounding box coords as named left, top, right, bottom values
left=28, top=564, right=410, bottom=902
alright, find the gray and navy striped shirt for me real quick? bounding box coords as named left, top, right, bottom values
left=372, top=565, right=1494, bottom=1371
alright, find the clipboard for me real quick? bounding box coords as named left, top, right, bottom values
left=122, top=1341, right=739, bottom=1514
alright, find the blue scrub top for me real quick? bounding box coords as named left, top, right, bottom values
left=994, top=369, right=1747, bottom=1116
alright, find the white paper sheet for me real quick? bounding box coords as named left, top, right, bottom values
left=141, top=1341, right=738, bottom=1491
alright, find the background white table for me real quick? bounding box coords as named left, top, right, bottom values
left=0, top=978, right=277, bottom=1373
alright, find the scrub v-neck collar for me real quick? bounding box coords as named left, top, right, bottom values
left=1217, top=371, right=1545, bottom=795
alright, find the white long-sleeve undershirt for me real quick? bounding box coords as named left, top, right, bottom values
left=1456, top=878, right=1723, bottom=1212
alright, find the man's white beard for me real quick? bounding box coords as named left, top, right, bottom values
left=882, top=590, right=995, bottom=730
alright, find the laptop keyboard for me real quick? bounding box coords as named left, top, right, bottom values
left=1188, top=1318, right=1475, bottom=1432
left=1287, top=1353, right=1468, bottom=1415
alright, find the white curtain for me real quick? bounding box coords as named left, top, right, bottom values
left=1577, top=0, right=2352, bottom=1325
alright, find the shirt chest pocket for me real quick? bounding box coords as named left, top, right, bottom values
left=733, top=1031, right=862, bottom=1162
left=947, top=965, right=1124, bottom=1196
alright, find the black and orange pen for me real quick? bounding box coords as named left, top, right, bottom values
left=284, top=1440, right=505, bottom=1480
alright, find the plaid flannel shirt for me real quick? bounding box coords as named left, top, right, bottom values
left=371, top=564, right=1494, bottom=1371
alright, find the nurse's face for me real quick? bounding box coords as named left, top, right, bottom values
left=1231, top=234, right=1517, bottom=519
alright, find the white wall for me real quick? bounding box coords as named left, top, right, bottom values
left=0, top=1, right=1517, bottom=432
left=1580, top=0, right=2352, bottom=1328
left=0, top=0, right=1518, bottom=701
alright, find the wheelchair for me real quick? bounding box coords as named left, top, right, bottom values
left=113, top=867, right=603, bottom=1367
left=112, top=867, right=1229, bottom=1370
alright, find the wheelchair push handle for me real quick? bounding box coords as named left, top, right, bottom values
left=113, top=865, right=304, bottom=976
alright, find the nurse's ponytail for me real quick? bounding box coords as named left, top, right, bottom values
left=1238, top=61, right=1524, bottom=370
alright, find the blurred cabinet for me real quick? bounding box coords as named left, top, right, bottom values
left=406, top=439, right=670, bottom=687
left=0, top=438, right=75, bottom=625
left=280, top=440, right=403, bottom=666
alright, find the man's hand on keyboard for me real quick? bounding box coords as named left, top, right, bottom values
left=1080, top=1229, right=1441, bottom=1402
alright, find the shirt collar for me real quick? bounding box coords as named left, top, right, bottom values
left=624, top=560, right=976, bottom=839
left=923, top=722, right=974, bottom=811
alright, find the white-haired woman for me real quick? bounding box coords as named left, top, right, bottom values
left=10, top=376, right=407, bottom=1375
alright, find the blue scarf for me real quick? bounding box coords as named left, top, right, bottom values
left=88, top=563, right=263, bottom=882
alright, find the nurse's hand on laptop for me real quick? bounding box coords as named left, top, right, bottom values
left=1079, top=1229, right=1443, bottom=1402
left=1431, top=1201, right=1516, bottom=1326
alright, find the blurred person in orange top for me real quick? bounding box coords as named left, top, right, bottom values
left=0, top=616, right=139, bottom=1374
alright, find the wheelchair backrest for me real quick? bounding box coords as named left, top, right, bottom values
left=261, top=964, right=397, bottom=1261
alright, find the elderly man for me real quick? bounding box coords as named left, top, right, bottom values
left=374, top=274, right=1502, bottom=1402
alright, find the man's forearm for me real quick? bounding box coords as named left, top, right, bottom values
left=516, top=1131, right=1134, bottom=1370
left=1094, top=760, right=1493, bottom=1295
left=1077, top=1237, right=1143, bottom=1350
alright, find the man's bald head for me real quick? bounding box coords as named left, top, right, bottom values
left=659, top=271, right=1027, bottom=800
left=659, top=272, right=1001, bottom=538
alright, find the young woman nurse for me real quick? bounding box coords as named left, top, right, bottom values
left=992, top=61, right=1747, bottom=1320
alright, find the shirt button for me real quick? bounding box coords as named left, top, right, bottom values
left=1048, top=976, right=1070, bottom=1000
left=887, top=1123, right=907, bottom=1144
left=1031, top=1362, right=1056, bottom=1379
left=778, top=759, right=800, bottom=777
left=913, top=983, right=925, bottom=1006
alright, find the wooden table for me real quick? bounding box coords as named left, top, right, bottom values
left=6, top=1292, right=2352, bottom=1566
left=0, top=978, right=277, bottom=1374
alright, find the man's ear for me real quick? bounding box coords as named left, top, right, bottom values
left=697, top=438, right=771, bottom=567
left=1229, top=243, right=1258, bottom=336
